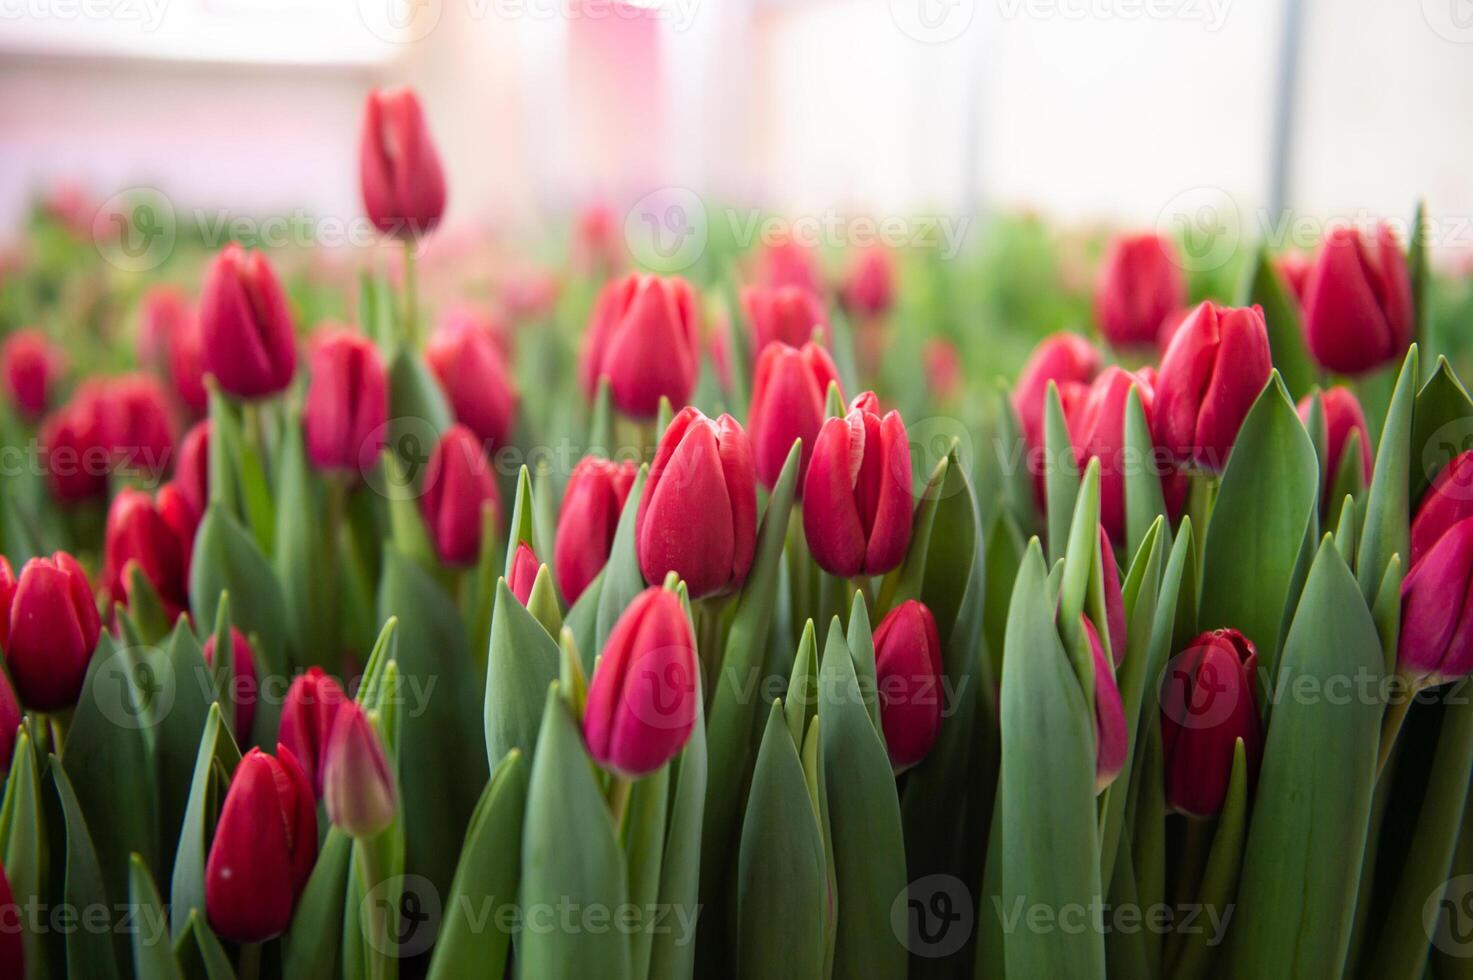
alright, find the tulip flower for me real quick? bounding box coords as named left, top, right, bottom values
left=438, top=302, right=510, bottom=359
left=101, top=374, right=176, bottom=479
left=923, top=338, right=962, bottom=405
left=323, top=701, right=396, bottom=838
left=303, top=329, right=388, bottom=475
left=741, top=284, right=829, bottom=354
left=1068, top=367, right=1164, bottom=543
left=103, top=487, right=191, bottom=619
left=508, top=542, right=539, bottom=606
left=205, top=745, right=317, bottom=942
left=1399, top=516, right=1473, bottom=686
left=137, top=284, right=191, bottom=370
left=803, top=392, right=913, bottom=577
left=579, top=274, right=700, bottom=419
left=748, top=341, right=841, bottom=492
left=1297, top=387, right=1373, bottom=509
left=574, top=201, right=625, bottom=275
left=0, top=634, right=19, bottom=771
left=840, top=246, right=896, bottom=319
left=1152, top=302, right=1272, bottom=471
left=0, top=863, right=21, bottom=977
left=554, top=456, right=637, bottom=604
left=279, top=667, right=351, bottom=798
left=1099, top=526, right=1126, bottom=666
left=1411, top=451, right=1473, bottom=566
left=175, top=419, right=211, bottom=516
left=874, top=600, right=944, bottom=771
left=2, top=328, right=64, bottom=420
left=359, top=87, right=447, bottom=238
left=203, top=627, right=258, bottom=742
left=167, top=303, right=207, bottom=414
left=2, top=552, right=100, bottom=711
left=1276, top=251, right=1311, bottom=304
left=40, top=388, right=109, bottom=503
left=583, top=586, right=699, bottom=776
left=199, top=244, right=297, bottom=399
left=636, top=407, right=757, bottom=599
left=1085, top=616, right=1128, bottom=794
left=1094, top=232, right=1186, bottom=349
left=758, top=239, right=821, bottom=294
left=425, top=319, right=518, bottom=450
left=1303, top=223, right=1414, bottom=375
left=1159, top=628, right=1262, bottom=816
left=420, top=425, right=502, bottom=567
left=1012, top=332, right=1101, bottom=449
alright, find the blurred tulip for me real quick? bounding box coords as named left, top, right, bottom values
left=420, top=425, right=502, bottom=567
left=1099, top=526, right=1126, bottom=666
left=741, top=284, right=829, bottom=354
left=101, top=374, right=176, bottom=479
left=176, top=419, right=211, bottom=516
left=1159, top=628, right=1261, bottom=816
left=199, top=244, right=297, bottom=399
left=3, top=552, right=100, bottom=711
left=1153, top=302, right=1272, bottom=471
left=758, top=239, right=821, bottom=294
left=0, top=863, right=20, bottom=977
left=323, top=701, right=396, bottom=838
left=574, top=202, right=625, bottom=274
left=103, top=487, right=191, bottom=619
left=583, top=586, right=698, bottom=776
left=840, top=246, right=896, bottom=318
left=1095, top=232, right=1186, bottom=349
left=579, top=274, right=699, bottom=419
left=508, top=542, right=539, bottom=606
left=279, top=667, right=351, bottom=798
left=1297, top=387, right=1373, bottom=509
left=359, top=87, right=447, bottom=237
left=1012, top=333, right=1101, bottom=449
left=803, top=392, right=913, bottom=577
left=2, top=328, right=64, bottom=420
left=1086, top=617, right=1128, bottom=794
left=748, top=341, right=841, bottom=492
left=1276, top=251, right=1312, bottom=304
left=1303, top=223, right=1414, bottom=375
left=0, top=636, right=19, bottom=771
left=923, top=338, right=962, bottom=404
left=636, top=407, right=757, bottom=599
left=554, top=456, right=637, bottom=604
left=40, top=385, right=109, bottom=503
left=874, top=600, right=944, bottom=772
left=1400, top=517, right=1473, bottom=686
left=438, top=302, right=510, bottom=359
left=203, top=627, right=258, bottom=742
left=304, top=329, right=388, bottom=474
left=426, top=319, right=518, bottom=450
left=167, top=302, right=207, bottom=414
left=1411, top=451, right=1473, bottom=566
left=205, top=745, right=317, bottom=942
left=137, top=284, right=191, bottom=370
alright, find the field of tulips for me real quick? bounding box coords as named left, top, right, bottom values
left=0, top=85, right=1472, bottom=980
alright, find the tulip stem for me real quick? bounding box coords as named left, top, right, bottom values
left=236, top=941, right=261, bottom=980
left=1376, top=688, right=1416, bottom=778
left=324, top=476, right=348, bottom=656
left=355, top=843, right=390, bottom=980
left=402, top=241, right=419, bottom=349
left=607, top=774, right=633, bottom=831
left=1187, top=472, right=1219, bottom=561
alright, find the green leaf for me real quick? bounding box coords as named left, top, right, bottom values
left=594, top=465, right=651, bottom=654
left=1357, top=345, right=1419, bottom=603
left=784, top=620, right=819, bottom=747
left=386, top=346, right=453, bottom=455
left=0, top=725, right=47, bottom=976
left=189, top=504, right=290, bottom=680
left=47, top=758, right=122, bottom=979
left=1044, top=383, right=1079, bottom=565
left=129, top=854, right=183, bottom=980
left=273, top=409, right=329, bottom=663
left=1124, top=384, right=1171, bottom=559
left=1409, top=199, right=1431, bottom=341
left=1058, top=458, right=1102, bottom=695
left=282, top=829, right=351, bottom=979
left=626, top=763, right=671, bottom=980
left=503, top=465, right=537, bottom=578
left=1168, top=741, right=1249, bottom=980
left=168, top=707, right=240, bottom=940
left=526, top=564, right=563, bottom=638
left=647, top=668, right=707, bottom=980
left=844, top=592, right=880, bottom=733
left=1411, top=355, right=1473, bottom=503
left=173, top=911, right=234, bottom=980
left=992, top=383, right=1041, bottom=537
left=484, top=579, right=560, bottom=767
left=1240, top=243, right=1316, bottom=399
left=588, top=377, right=613, bottom=456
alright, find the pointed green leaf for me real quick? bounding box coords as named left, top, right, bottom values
left=594, top=465, right=650, bottom=654
left=129, top=854, right=183, bottom=980
left=485, top=579, right=560, bottom=767
left=1358, top=345, right=1419, bottom=602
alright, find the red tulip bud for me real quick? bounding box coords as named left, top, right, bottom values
left=103, top=487, right=191, bottom=620
left=1297, top=387, right=1373, bottom=509
left=923, top=338, right=962, bottom=404
left=1411, top=451, right=1473, bottom=567
left=420, top=425, right=502, bottom=567
left=554, top=456, right=637, bottom=604
left=1303, top=223, right=1414, bottom=376
left=636, top=407, right=757, bottom=599
left=0, top=862, right=21, bottom=977
left=1095, top=232, right=1186, bottom=349
left=508, top=542, right=539, bottom=606
left=426, top=320, right=518, bottom=450
left=199, top=244, right=297, bottom=399
left=323, top=701, right=396, bottom=838
left=758, top=239, right=821, bottom=294
left=574, top=202, right=624, bottom=275
left=3, top=552, right=99, bottom=711
left=741, top=284, right=829, bottom=354
left=304, top=329, right=388, bottom=474
left=40, top=387, right=109, bottom=503
left=278, top=667, right=351, bottom=798
left=1012, top=333, right=1101, bottom=449
left=205, top=745, right=317, bottom=942
left=1159, top=628, right=1261, bottom=816
left=840, top=246, right=896, bottom=318
left=101, top=375, right=177, bottom=480
left=359, top=87, right=447, bottom=238
left=579, top=274, right=700, bottom=420
left=0, top=624, right=19, bottom=772
left=166, top=300, right=207, bottom=415
left=1086, top=616, right=1128, bottom=794
left=1099, top=527, right=1126, bottom=666
left=1152, top=301, right=1271, bottom=471
left=1400, top=517, right=1473, bottom=687
left=1069, top=366, right=1168, bottom=543
left=2, top=328, right=64, bottom=420
left=137, top=284, right=190, bottom=370
left=1276, top=251, right=1311, bottom=305
left=803, top=393, right=913, bottom=577
left=583, top=586, right=698, bottom=776
left=874, top=600, right=944, bottom=772
left=175, top=419, right=211, bottom=516
left=748, top=341, right=841, bottom=492
left=203, top=627, right=258, bottom=742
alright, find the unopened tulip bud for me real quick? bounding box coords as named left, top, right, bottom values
left=40, top=388, right=109, bottom=503
left=583, top=586, right=698, bottom=776
left=426, top=319, right=518, bottom=450
left=205, top=745, right=317, bottom=942
left=1153, top=302, right=1271, bottom=471
left=102, top=375, right=176, bottom=480
left=1094, top=232, right=1186, bottom=349
left=748, top=341, right=841, bottom=492
left=554, top=456, right=637, bottom=604
left=1099, top=527, right=1126, bottom=666
left=0, top=637, right=19, bottom=772
left=741, top=284, right=829, bottom=354
left=1012, top=333, right=1101, bottom=449
left=1159, top=628, right=1261, bottom=816
left=923, top=338, right=962, bottom=405
left=1071, top=366, right=1170, bottom=543
left=508, top=542, right=539, bottom=606
left=1086, top=617, right=1127, bottom=794
left=803, top=392, right=913, bottom=577
left=279, top=668, right=351, bottom=798
left=323, top=702, right=396, bottom=838
left=2, top=328, right=64, bottom=420
left=840, top=246, right=896, bottom=319
left=420, top=424, right=502, bottom=567
left=1303, top=223, right=1414, bottom=376
left=1297, top=387, right=1372, bottom=510
left=579, top=274, right=700, bottom=419
left=103, top=487, right=191, bottom=620
left=359, top=88, right=447, bottom=238
left=203, top=627, right=258, bottom=742
left=1410, top=451, right=1473, bottom=566
left=175, top=419, right=211, bottom=516
left=304, top=329, right=388, bottom=474
left=636, top=407, right=757, bottom=599
left=1276, top=251, right=1311, bottom=305
left=874, top=600, right=944, bottom=772
left=758, top=239, right=821, bottom=294
left=1399, top=517, right=1473, bottom=687
left=199, top=244, right=297, bottom=399
left=3, top=552, right=100, bottom=711
left=137, top=284, right=190, bottom=370
left=167, top=302, right=207, bottom=414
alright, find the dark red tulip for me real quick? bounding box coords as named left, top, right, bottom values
left=840, top=246, right=896, bottom=319
left=175, top=419, right=211, bottom=516
left=1297, top=387, right=1373, bottom=509
left=636, top=407, right=757, bottom=599
left=2, top=328, right=64, bottom=420
left=205, top=745, right=317, bottom=942
left=1086, top=616, right=1127, bottom=794
left=278, top=667, right=351, bottom=798
left=199, top=244, right=297, bottom=399
left=1400, top=517, right=1473, bottom=686
left=1012, top=333, right=1101, bottom=449
left=1159, top=628, right=1261, bottom=816
left=579, top=274, right=699, bottom=419
left=741, top=284, right=829, bottom=355
left=304, top=329, right=388, bottom=474
left=323, top=701, right=396, bottom=838
left=137, top=285, right=191, bottom=369
left=1099, top=526, right=1126, bottom=667
left=874, top=600, right=944, bottom=771
left=1068, top=367, right=1162, bottom=544
left=748, top=341, right=841, bottom=492
left=359, top=87, right=447, bottom=237
left=0, top=591, right=19, bottom=770
left=1153, top=302, right=1272, bottom=471
left=426, top=319, right=518, bottom=450
left=508, top=542, right=539, bottom=606
left=3, top=552, right=100, bottom=711
left=40, top=386, right=109, bottom=503
left=583, top=586, right=698, bottom=776
left=103, top=487, right=191, bottom=620
left=1303, top=223, right=1414, bottom=376
left=420, top=424, right=502, bottom=567
left=803, top=392, right=913, bottom=577
left=554, top=456, right=638, bottom=604
left=1095, top=232, right=1186, bottom=349
left=1411, top=451, right=1473, bottom=566
left=157, top=481, right=200, bottom=581
left=203, top=627, right=258, bottom=742
left=0, top=862, right=21, bottom=977
left=100, top=374, right=177, bottom=479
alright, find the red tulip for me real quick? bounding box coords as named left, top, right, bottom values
left=803, top=392, right=913, bottom=577
left=1012, top=333, right=1101, bottom=449
left=741, top=284, right=829, bottom=354
left=1400, top=517, right=1473, bottom=686
left=1297, top=387, right=1373, bottom=509
left=1099, top=527, right=1126, bottom=666
left=1086, top=616, right=1127, bottom=794
left=137, top=285, right=191, bottom=370
left=636, top=407, right=757, bottom=599
left=579, top=274, right=700, bottom=419
left=199, top=244, right=297, bottom=399
left=554, top=456, right=637, bottom=604
left=40, top=387, right=109, bottom=503
left=1303, top=223, right=1414, bottom=375
left=203, top=627, right=258, bottom=742
left=748, top=341, right=841, bottom=492
left=2, top=328, right=64, bottom=420
left=0, top=862, right=21, bottom=977
left=1411, top=451, right=1473, bottom=566
left=359, top=87, right=447, bottom=238
left=0, top=611, right=19, bottom=770
left=3, top=552, right=100, bottom=711
left=103, top=486, right=191, bottom=619
left=323, top=701, right=396, bottom=838
left=840, top=246, right=896, bottom=319
left=426, top=319, right=518, bottom=450
left=1159, top=628, right=1261, bottom=816
left=1152, top=302, right=1272, bottom=471
left=304, top=329, right=388, bottom=474
left=508, top=542, right=539, bottom=606
left=1095, top=232, right=1187, bottom=349
left=420, top=425, right=502, bottom=567
left=583, top=586, right=698, bottom=776
left=100, top=374, right=177, bottom=479
left=437, top=302, right=510, bottom=359
left=167, top=301, right=207, bottom=414
left=278, top=668, right=351, bottom=798
left=574, top=202, right=624, bottom=274
left=175, top=419, right=211, bottom=516
left=757, top=239, right=821, bottom=294
left=923, top=338, right=962, bottom=404
left=1276, top=251, right=1312, bottom=305
left=874, top=600, right=944, bottom=772
left=205, top=745, right=317, bottom=942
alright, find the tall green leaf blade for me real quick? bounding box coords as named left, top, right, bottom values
left=484, top=579, right=560, bottom=767
left=1357, top=346, right=1419, bottom=602
left=129, top=854, right=183, bottom=980
left=1240, top=243, right=1316, bottom=399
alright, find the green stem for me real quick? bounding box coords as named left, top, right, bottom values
left=402, top=240, right=419, bottom=350
left=324, top=477, right=348, bottom=659
left=237, top=941, right=261, bottom=980
left=355, top=844, right=389, bottom=980
left=1376, top=685, right=1416, bottom=778
left=607, top=775, right=633, bottom=833
left=1187, top=470, right=1219, bottom=563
